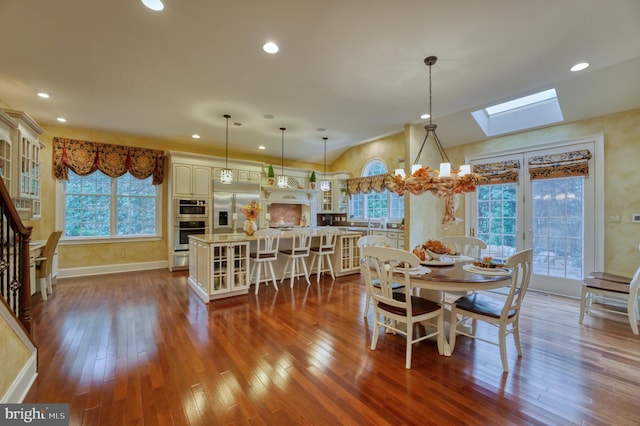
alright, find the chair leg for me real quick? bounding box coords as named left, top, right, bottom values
left=39, top=278, right=48, bottom=301
left=579, top=286, right=588, bottom=324
left=371, top=311, right=380, bottom=350
left=405, top=322, right=413, bottom=369
left=325, top=254, right=335, bottom=280
left=254, top=262, right=263, bottom=294
left=628, top=294, right=639, bottom=335
left=268, top=262, right=278, bottom=291
left=499, top=324, right=509, bottom=373
left=513, top=319, right=522, bottom=356
left=436, top=313, right=444, bottom=356
left=309, top=253, right=317, bottom=280
left=449, top=308, right=458, bottom=351
left=300, top=258, right=310, bottom=285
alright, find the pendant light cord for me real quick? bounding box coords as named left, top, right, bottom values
left=224, top=114, right=230, bottom=169
left=323, top=137, right=328, bottom=179
left=280, top=127, right=286, bottom=175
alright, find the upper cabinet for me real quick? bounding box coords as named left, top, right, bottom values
left=1, top=110, right=44, bottom=219
left=318, top=172, right=351, bottom=213
left=172, top=163, right=211, bottom=198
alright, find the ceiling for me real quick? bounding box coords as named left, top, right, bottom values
left=0, top=0, right=639, bottom=164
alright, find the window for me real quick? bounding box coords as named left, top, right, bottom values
left=64, top=171, right=160, bottom=239
left=351, top=160, right=404, bottom=220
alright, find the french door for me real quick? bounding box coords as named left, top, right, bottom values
left=468, top=137, right=602, bottom=297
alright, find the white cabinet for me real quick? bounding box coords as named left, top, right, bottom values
left=318, top=172, right=350, bottom=213
left=188, top=237, right=250, bottom=303
left=0, top=112, right=14, bottom=192
left=331, top=234, right=362, bottom=276
left=173, top=163, right=211, bottom=198
left=212, top=167, right=261, bottom=185
left=2, top=110, right=44, bottom=219
left=371, top=230, right=405, bottom=249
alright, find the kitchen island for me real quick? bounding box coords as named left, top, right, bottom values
left=188, top=228, right=363, bottom=303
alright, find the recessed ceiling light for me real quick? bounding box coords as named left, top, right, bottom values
left=258, top=145, right=266, bottom=150
left=264, top=114, right=275, bottom=119
left=56, top=117, right=67, bottom=123
left=317, top=128, right=326, bottom=132
left=263, top=42, right=279, bottom=54
left=141, top=0, right=164, bottom=11
left=192, top=134, right=201, bottom=139
left=420, top=113, right=430, bottom=120
left=570, top=62, right=589, bottom=72
left=37, top=92, right=50, bottom=99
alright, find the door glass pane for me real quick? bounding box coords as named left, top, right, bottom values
left=477, top=183, right=517, bottom=263
left=531, top=177, right=584, bottom=279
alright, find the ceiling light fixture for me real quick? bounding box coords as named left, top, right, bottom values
left=390, top=56, right=481, bottom=224
left=320, top=137, right=331, bottom=192
left=192, top=134, right=201, bottom=139
left=141, top=0, right=164, bottom=11
left=277, top=127, right=288, bottom=188
left=220, top=114, right=233, bottom=184
left=263, top=42, right=279, bottom=54
left=37, top=92, right=50, bottom=99
left=56, top=117, right=67, bottom=123
left=570, top=62, right=589, bottom=72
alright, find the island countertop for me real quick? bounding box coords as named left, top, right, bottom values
left=189, top=228, right=363, bottom=244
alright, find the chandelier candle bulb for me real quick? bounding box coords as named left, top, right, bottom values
left=411, top=164, right=422, bottom=175
left=439, top=163, right=451, bottom=178
left=395, top=168, right=405, bottom=178
left=459, top=164, right=471, bottom=176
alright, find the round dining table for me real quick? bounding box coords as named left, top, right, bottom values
left=408, top=260, right=513, bottom=356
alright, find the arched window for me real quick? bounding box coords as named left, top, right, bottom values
left=351, top=160, right=404, bottom=220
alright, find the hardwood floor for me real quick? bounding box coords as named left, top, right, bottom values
left=24, top=269, right=640, bottom=425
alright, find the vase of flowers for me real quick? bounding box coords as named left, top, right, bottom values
left=241, top=200, right=261, bottom=236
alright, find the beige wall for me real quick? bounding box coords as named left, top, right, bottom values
left=0, top=316, right=31, bottom=398
left=32, top=125, right=321, bottom=269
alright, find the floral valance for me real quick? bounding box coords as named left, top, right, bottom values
left=473, top=160, right=520, bottom=185
left=53, top=137, right=165, bottom=185
left=346, top=174, right=392, bottom=195
left=528, top=149, right=592, bottom=180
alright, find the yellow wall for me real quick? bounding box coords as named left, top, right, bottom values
left=0, top=316, right=31, bottom=398
left=33, top=125, right=321, bottom=269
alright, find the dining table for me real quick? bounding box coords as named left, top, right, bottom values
left=407, top=259, right=513, bottom=356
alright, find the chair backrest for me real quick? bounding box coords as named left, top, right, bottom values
left=628, top=244, right=640, bottom=299
left=317, top=228, right=339, bottom=252
left=253, top=228, right=282, bottom=259
left=38, top=230, right=63, bottom=277
left=362, top=246, right=420, bottom=316
left=439, top=236, right=487, bottom=259
left=357, top=235, right=392, bottom=257
left=501, top=248, right=533, bottom=319
left=289, top=228, right=313, bottom=257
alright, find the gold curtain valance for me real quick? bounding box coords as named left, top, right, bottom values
left=473, top=160, right=520, bottom=185
left=528, top=149, right=592, bottom=180
left=346, top=174, right=392, bottom=196
left=53, top=137, right=165, bottom=185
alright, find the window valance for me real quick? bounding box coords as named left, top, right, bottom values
left=528, top=149, right=591, bottom=180
left=53, top=137, right=165, bottom=185
left=346, top=173, right=393, bottom=195
left=473, top=160, right=520, bottom=185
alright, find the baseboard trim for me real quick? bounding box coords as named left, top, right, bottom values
left=57, top=260, right=169, bottom=278
left=1, top=354, right=37, bottom=403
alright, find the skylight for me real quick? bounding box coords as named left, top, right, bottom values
left=472, top=88, right=564, bottom=137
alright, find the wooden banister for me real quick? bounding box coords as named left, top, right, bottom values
left=0, top=178, right=33, bottom=334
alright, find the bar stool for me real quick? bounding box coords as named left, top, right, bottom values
left=309, top=228, right=338, bottom=282
left=250, top=228, right=282, bottom=294
left=280, top=228, right=313, bottom=288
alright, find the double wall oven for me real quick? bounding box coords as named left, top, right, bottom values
left=173, top=199, right=209, bottom=268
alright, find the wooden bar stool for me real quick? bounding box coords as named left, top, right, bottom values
left=309, top=228, right=338, bottom=283
left=250, top=229, right=282, bottom=294
left=280, top=228, right=313, bottom=288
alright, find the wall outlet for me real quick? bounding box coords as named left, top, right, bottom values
left=632, top=213, right=640, bottom=223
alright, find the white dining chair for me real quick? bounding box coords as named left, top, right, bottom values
left=362, top=246, right=444, bottom=369
left=357, top=235, right=401, bottom=317
left=579, top=245, right=640, bottom=335
left=449, top=248, right=533, bottom=372
left=439, top=236, right=487, bottom=260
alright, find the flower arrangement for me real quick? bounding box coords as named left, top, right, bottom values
left=412, top=239, right=455, bottom=261
left=241, top=200, right=261, bottom=220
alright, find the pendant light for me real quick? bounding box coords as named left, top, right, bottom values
left=408, top=56, right=470, bottom=178
left=319, top=137, right=331, bottom=192
left=277, top=127, right=288, bottom=188
left=220, top=114, right=233, bottom=184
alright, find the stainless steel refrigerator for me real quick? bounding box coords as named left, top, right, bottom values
left=212, top=182, right=261, bottom=234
